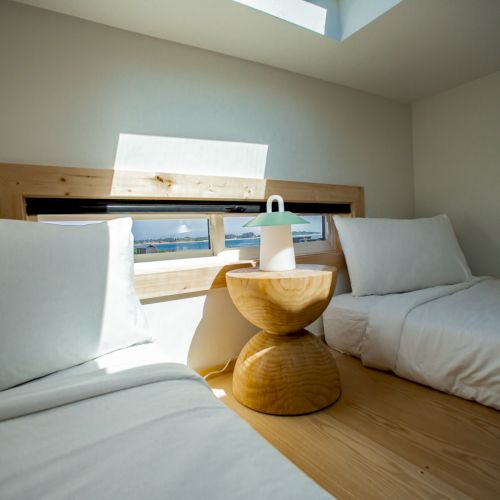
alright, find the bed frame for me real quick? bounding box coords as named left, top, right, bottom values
left=0, top=163, right=364, bottom=298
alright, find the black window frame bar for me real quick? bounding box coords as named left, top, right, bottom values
left=26, top=197, right=351, bottom=216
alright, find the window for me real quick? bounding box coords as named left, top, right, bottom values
left=291, top=215, right=326, bottom=243
left=223, top=214, right=326, bottom=248
left=132, top=219, right=210, bottom=256
left=224, top=216, right=261, bottom=248
left=39, top=215, right=212, bottom=262
left=31, top=198, right=349, bottom=263
left=221, top=214, right=330, bottom=259
left=232, top=0, right=328, bottom=36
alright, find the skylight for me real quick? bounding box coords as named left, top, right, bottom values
left=233, top=0, right=328, bottom=35
left=232, top=0, right=402, bottom=41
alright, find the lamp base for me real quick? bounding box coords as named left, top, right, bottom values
left=259, top=225, right=295, bottom=271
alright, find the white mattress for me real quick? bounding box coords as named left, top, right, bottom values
left=323, top=293, right=382, bottom=357
left=324, top=278, right=500, bottom=409
left=0, top=344, right=332, bottom=500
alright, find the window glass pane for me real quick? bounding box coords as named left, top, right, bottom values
left=132, top=219, right=210, bottom=254
left=224, top=216, right=261, bottom=248
left=223, top=215, right=326, bottom=248
left=292, top=215, right=326, bottom=243
left=41, top=218, right=210, bottom=254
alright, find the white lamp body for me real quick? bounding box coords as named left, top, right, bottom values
left=259, top=225, right=296, bottom=271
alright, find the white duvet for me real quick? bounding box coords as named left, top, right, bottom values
left=324, top=277, right=500, bottom=409
left=0, top=345, right=331, bottom=500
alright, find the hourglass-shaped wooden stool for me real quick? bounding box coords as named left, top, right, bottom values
left=226, top=264, right=341, bottom=415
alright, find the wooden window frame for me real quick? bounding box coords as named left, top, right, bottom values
left=0, top=163, right=364, bottom=299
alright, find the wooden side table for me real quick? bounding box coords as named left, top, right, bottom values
left=226, top=264, right=341, bottom=415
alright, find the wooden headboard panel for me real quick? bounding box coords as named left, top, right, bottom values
left=0, top=163, right=364, bottom=298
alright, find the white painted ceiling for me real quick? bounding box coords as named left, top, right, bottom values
left=12, top=0, right=500, bottom=102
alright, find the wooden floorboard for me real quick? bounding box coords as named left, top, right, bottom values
left=208, top=351, right=500, bottom=499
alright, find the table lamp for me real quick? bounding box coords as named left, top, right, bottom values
left=244, top=195, right=309, bottom=271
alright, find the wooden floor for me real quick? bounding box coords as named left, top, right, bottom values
left=208, top=351, right=500, bottom=499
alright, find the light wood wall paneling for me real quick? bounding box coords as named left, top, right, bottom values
left=0, top=163, right=364, bottom=214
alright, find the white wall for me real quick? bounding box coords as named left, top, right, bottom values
left=0, top=1, right=414, bottom=370
left=142, top=289, right=257, bottom=370
left=0, top=1, right=414, bottom=219
left=413, top=70, right=500, bottom=278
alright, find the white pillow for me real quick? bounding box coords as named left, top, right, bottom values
left=0, top=217, right=150, bottom=390
left=334, top=214, right=472, bottom=296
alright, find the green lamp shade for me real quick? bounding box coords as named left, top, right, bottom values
left=244, top=211, right=309, bottom=227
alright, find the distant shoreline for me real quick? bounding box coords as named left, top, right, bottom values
left=136, top=239, right=210, bottom=245
left=136, top=232, right=321, bottom=246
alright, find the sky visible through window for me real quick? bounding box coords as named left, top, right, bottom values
left=132, top=219, right=208, bottom=241
left=232, top=0, right=328, bottom=35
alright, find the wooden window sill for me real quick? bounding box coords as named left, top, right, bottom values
left=134, top=257, right=256, bottom=300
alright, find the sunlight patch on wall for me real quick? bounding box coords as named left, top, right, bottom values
left=114, top=134, right=268, bottom=179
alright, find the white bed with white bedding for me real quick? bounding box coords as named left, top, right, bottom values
left=327, top=214, right=500, bottom=410
left=0, top=217, right=332, bottom=500
left=324, top=277, right=500, bottom=409
left=0, top=344, right=331, bottom=500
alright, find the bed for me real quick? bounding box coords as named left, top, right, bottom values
left=0, top=216, right=332, bottom=500
left=0, top=343, right=332, bottom=499
left=324, top=277, right=500, bottom=409
left=324, top=215, right=500, bottom=410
